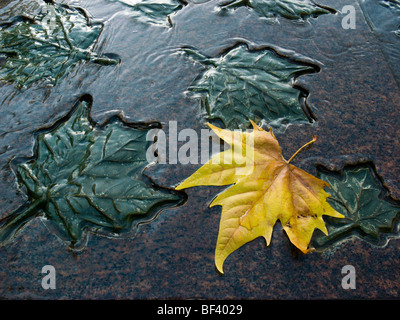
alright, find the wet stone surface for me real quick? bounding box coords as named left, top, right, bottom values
left=0, top=0, right=399, bottom=299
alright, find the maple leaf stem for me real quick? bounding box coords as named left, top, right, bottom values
left=182, top=48, right=218, bottom=67
left=287, top=135, right=317, bottom=164
left=0, top=199, right=44, bottom=245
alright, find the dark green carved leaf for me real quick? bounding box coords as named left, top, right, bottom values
left=380, top=0, right=400, bottom=13
left=183, top=44, right=318, bottom=130
left=0, top=3, right=119, bottom=88
left=379, top=0, right=400, bottom=36
left=0, top=0, right=40, bottom=24
left=0, top=95, right=183, bottom=249
left=218, top=0, right=334, bottom=21
left=311, top=164, right=400, bottom=251
left=111, top=0, right=185, bottom=27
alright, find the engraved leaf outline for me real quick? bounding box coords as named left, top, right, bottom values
left=109, top=0, right=187, bottom=28
left=218, top=0, right=335, bottom=21
left=0, top=95, right=185, bottom=249
left=311, top=163, right=400, bottom=251
left=0, top=3, right=119, bottom=88
left=182, top=42, right=319, bottom=130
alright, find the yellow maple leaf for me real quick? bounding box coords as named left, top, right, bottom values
left=176, top=120, right=344, bottom=273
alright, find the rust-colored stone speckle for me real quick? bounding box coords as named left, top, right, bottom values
left=0, top=0, right=399, bottom=299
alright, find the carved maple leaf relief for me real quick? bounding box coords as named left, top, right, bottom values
left=182, top=44, right=318, bottom=130
left=0, top=3, right=119, bottom=88
left=0, top=95, right=184, bottom=249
